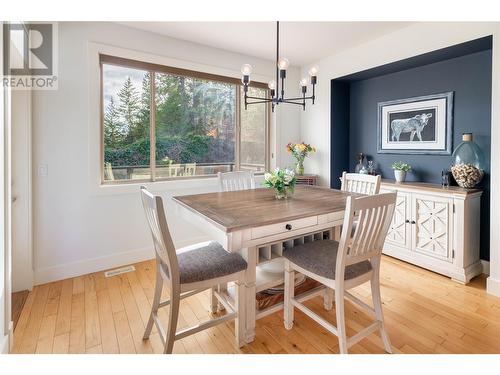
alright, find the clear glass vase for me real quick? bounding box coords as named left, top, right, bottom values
left=450, top=133, right=486, bottom=188
left=274, top=187, right=293, bottom=200
left=295, top=158, right=305, bottom=176
left=355, top=152, right=366, bottom=173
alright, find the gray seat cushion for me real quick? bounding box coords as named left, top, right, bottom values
left=173, top=241, right=247, bottom=284
left=283, top=240, right=372, bottom=280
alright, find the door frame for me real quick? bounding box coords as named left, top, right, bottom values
left=1, top=21, right=14, bottom=353
left=11, top=87, right=34, bottom=292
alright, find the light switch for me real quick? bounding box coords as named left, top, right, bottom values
left=38, top=164, right=48, bottom=177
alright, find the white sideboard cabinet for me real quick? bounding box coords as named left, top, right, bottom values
left=380, top=180, right=483, bottom=284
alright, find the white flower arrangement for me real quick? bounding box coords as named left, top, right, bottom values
left=263, top=168, right=297, bottom=199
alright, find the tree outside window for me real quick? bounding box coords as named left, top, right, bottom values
left=102, top=59, right=268, bottom=183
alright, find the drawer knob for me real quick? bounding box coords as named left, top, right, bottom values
left=285, top=224, right=292, bottom=230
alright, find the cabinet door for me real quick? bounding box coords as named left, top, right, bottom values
left=382, top=190, right=411, bottom=249
left=411, top=193, right=453, bottom=262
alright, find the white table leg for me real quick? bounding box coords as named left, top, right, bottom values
left=241, top=246, right=257, bottom=343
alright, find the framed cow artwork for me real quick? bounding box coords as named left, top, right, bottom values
left=377, top=92, right=454, bottom=155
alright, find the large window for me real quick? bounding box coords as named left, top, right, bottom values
left=101, top=55, right=269, bottom=183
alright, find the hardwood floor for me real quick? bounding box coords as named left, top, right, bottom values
left=12, top=290, right=29, bottom=330
left=11, top=255, right=500, bottom=354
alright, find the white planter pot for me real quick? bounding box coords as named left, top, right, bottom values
left=394, top=170, right=407, bottom=183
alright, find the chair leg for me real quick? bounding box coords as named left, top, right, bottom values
left=210, top=286, right=218, bottom=314
left=335, top=288, right=348, bottom=354
left=218, top=283, right=228, bottom=311
left=371, top=270, right=392, bottom=353
left=323, top=288, right=334, bottom=310
left=235, top=281, right=246, bottom=348
left=143, top=264, right=163, bottom=340
left=164, top=284, right=180, bottom=354
left=284, top=260, right=294, bottom=330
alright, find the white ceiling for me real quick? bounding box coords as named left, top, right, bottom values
left=120, top=22, right=414, bottom=66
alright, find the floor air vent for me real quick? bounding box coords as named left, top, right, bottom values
left=104, top=265, right=136, bottom=278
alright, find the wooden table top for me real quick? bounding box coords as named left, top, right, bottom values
left=173, top=186, right=363, bottom=233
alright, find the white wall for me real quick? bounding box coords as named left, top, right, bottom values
left=299, top=22, right=500, bottom=296
left=31, top=22, right=301, bottom=284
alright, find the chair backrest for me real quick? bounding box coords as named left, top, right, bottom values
left=140, top=186, right=179, bottom=283
left=184, top=163, right=197, bottom=176
left=336, top=193, right=396, bottom=276
left=340, top=172, right=381, bottom=195
left=169, top=164, right=182, bottom=178
left=104, top=162, right=115, bottom=181
left=217, top=171, right=255, bottom=192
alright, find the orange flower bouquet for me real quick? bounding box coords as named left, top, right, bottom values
left=286, top=142, right=316, bottom=175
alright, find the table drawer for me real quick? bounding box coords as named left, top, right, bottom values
left=251, top=216, right=318, bottom=240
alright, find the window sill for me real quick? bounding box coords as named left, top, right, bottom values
left=92, top=173, right=265, bottom=196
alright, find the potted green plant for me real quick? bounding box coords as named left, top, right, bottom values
left=392, top=161, right=411, bottom=183
left=263, top=168, right=297, bottom=199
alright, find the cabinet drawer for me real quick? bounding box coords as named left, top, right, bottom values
left=251, top=216, right=318, bottom=239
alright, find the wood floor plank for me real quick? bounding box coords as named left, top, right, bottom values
left=117, top=274, right=153, bottom=354
left=54, top=278, right=73, bottom=336
left=35, top=314, right=57, bottom=354
left=44, top=281, right=63, bottom=317
left=12, top=287, right=36, bottom=351
left=113, top=310, right=136, bottom=354
left=84, top=274, right=101, bottom=349
left=68, top=292, right=86, bottom=353
left=52, top=333, right=70, bottom=354
left=16, top=284, right=50, bottom=353
left=96, top=289, right=119, bottom=354
left=12, top=290, right=29, bottom=330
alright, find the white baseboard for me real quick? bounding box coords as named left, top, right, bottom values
left=487, top=276, right=500, bottom=297
left=481, top=260, right=490, bottom=275
left=34, top=235, right=210, bottom=285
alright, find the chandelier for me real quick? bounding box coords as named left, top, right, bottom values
left=241, top=21, right=318, bottom=112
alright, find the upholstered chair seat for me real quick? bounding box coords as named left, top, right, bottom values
left=172, top=241, right=247, bottom=284
left=283, top=240, right=372, bottom=280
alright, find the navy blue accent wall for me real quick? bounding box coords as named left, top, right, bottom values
left=331, top=49, right=492, bottom=260
left=331, top=80, right=350, bottom=189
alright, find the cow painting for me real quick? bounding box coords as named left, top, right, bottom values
left=390, top=113, right=433, bottom=142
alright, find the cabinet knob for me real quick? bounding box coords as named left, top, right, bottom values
left=411, top=220, right=416, bottom=224
left=285, top=224, right=292, bottom=231
left=405, top=219, right=410, bottom=223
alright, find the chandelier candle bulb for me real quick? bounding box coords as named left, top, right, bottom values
left=308, top=65, right=319, bottom=76
left=278, top=57, right=290, bottom=70
left=240, top=64, right=253, bottom=76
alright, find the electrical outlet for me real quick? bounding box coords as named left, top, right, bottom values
left=38, top=164, right=48, bottom=177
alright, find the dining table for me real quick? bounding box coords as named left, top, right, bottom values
left=172, top=185, right=362, bottom=344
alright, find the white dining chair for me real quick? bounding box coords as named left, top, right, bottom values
left=283, top=192, right=396, bottom=354
left=340, top=171, right=381, bottom=195
left=212, top=170, right=255, bottom=312
left=140, top=186, right=247, bottom=353
left=217, top=171, right=255, bottom=192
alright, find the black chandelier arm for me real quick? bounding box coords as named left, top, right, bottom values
left=245, top=99, right=274, bottom=105
left=245, top=95, right=271, bottom=101
left=278, top=100, right=305, bottom=106
left=281, top=96, right=315, bottom=102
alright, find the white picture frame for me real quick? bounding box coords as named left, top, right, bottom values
left=377, top=92, right=454, bottom=155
